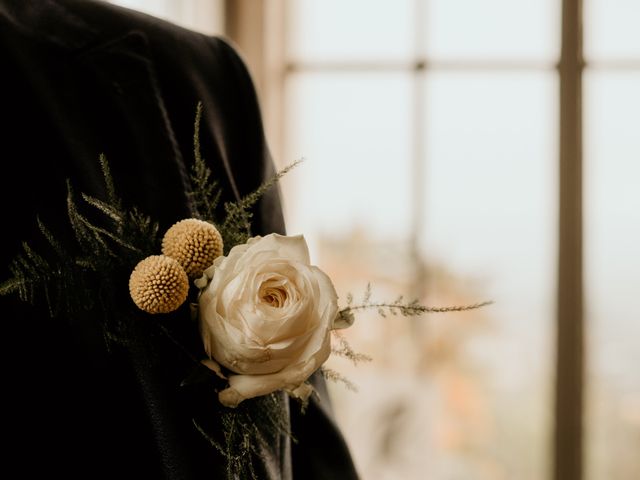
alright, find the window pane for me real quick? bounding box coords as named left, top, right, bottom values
left=286, top=0, right=414, bottom=62
left=585, top=0, right=640, bottom=60
left=419, top=72, right=557, bottom=479
left=424, top=0, right=560, bottom=61
left=585, top=72, right=640, bottom=480
left=283, top=73, right=413, bottom=255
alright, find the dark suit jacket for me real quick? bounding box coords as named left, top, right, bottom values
left=0, top=1, right=360, bottom=478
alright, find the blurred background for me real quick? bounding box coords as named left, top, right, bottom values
left=109, top=1, right=640, bottom=479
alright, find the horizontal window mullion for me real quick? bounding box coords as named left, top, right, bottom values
left=285, top=59, right=557, bottom=73
left=585, top=60, right=640, bottom=70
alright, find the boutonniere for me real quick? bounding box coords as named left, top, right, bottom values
left=1, top=102, right=490, bottom=478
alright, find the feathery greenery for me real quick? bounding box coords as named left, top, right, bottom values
left=339, top=282, right=493, bottom=320
left=331, top=331, right=372, bottom=365
left=189, top=101, right=222, bottom=222
left=193, top=393, right=291, bottom=480
left=219, top=158, right=302, bottom=252
left=188, top=100, right=302, bottom=252
left=0, top=153, right=157, bottom=336
left=321, top=367, right=359, bottom=392
left=326, top=284, right=492, bottom=393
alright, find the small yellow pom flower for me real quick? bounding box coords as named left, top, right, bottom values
left=129, top=255, right=189, bottom=314
left=161, top=218, right=224, bottom=278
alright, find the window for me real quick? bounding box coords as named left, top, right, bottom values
left=281, top=1, right=557, bottom=479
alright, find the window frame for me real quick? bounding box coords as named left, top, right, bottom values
left=224, top=1, right=640, bottom=480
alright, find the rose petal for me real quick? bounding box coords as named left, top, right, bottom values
left=219, top=367, right=308, bottom=408
left=286, top=382, right=314, bottom=402
left=218, top=332, right=332, bottom=407
left=250, top=234, right=311, bottom=265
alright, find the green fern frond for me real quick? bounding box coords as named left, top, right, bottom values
left=189, top=101, right=222, bottom=221
left=321, top=367, right=358, bottom=392
left=0, top=277, right=26, bottom=296
left=122, top=207, right=160, bottom=255
left=37, top=217, right=66, bottom=257
left=76, top=213, right=140, bottom=255
left=1, top=155, right=159, bottom=320
left=20, top=242, right=50, bottom=273
left=81, top=193, right=123, bottom=224
left=66, top=181, right=107, bottom=254
left=220, top=159, right=303, bottom=251
left=193, top=392, right=291, bottom=480
left=331, top=331, right=372, bottom=365
left=99, top=152, right=119, bottom=208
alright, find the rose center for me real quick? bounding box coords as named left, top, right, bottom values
left=260, top=286, right=288, bottom=308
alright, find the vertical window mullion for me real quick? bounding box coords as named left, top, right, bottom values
left=555, top=0, right=584, bottom=480
left=410, top=0, right=428, bottom=302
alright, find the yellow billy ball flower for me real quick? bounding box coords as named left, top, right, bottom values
left=129, top=255, right=189, bottom=314
left=161, top=218, right=224, bottom=278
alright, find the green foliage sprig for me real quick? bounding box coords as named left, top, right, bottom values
left=337, top=282, right=493, bottom=323
left=189, top=101, right=302, bottom=252
left=189, top=101, right=221, bottom=222
left=322, top=284, right=492, bottom=393
left=0, top=154, right=158, bottom=339
left=219, top=158, right=301, bottom=252
left=194, top=393, right=292, bottom=480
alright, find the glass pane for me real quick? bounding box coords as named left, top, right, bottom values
left=425, top=0, right=560, bottom=61
left=419, top=72, right=557, bottom=479
left=283, top=73, right=413, bottom=257
left=585, top=0, right=640, bottom=60
left=287, top=0, right=414, bottom=62
left=585, top=72, right=640, bottom=480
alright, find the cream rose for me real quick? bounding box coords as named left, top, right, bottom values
left=195, top=233, right=352, bottom=407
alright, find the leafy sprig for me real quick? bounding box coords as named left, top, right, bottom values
left=0, top=154, right=157, bottom=328
left=339, top=282, right=492, bottom=320
left=193, top=393, right=291, bottom=480
left=189, top=102, right=221, bottom=222
left=219, top=158, right=302, bottom=252
left=188, top=101, right=302, bottom=252
left=331, top=331, right=372, bottom=365
left=323, top=284, right=492, bottom=392
left=321, top=367, right=359, bottom=392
